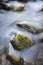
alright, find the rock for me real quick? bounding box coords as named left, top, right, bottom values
left=37, top=5, right=43, bottom=12
left=17, top=21, right=43, bottom=34
left=0, top=6, right=1, bottom=9
left=10, top=34, right=34, bottom=50
left=7, top=54, right=24, bottom=65
left=0, top=2, right=12, bottom=11
left=38, top=8, right=43, bottom=12
left=12, top=4, right=25, bottom=12
left=0, top=45, right=9, bottom=65
left=0, top=2, right=24, bottom=11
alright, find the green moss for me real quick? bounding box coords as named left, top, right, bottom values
left=11, top=34, right=34, bottom=50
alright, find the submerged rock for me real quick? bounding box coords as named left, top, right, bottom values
left=7, top=54, right=24, bottom=65
left=10, top=34, right=34, bottom=50
left=17, top=21, right=43, bottom=34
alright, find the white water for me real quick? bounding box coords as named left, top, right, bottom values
left=0, top=1, right=43, bottom=65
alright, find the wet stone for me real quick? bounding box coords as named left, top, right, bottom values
left=10, top=34, right=34, bottom=50
left=7, top=54, right=24, bottom=65
left=0, top=2, right=12, bottom=11
left=38, top=5, right=43, bottom=12
left=0, top=45, right=9, bottom=65
left=11, top=4, right=25, bottom=12
left=0, top=2, right=25, bottom=11
left=17, top=21, right=43, bottom=34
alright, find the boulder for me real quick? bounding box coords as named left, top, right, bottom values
left=10, top=34, right=34, bottom=50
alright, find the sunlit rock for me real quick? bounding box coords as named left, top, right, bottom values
left=11, top=4, right=25, bottom=12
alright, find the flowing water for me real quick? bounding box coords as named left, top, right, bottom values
left=0, top=0, right=43, bottom=65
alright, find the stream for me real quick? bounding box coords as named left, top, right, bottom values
left=0, top=0, right=43, bottom=65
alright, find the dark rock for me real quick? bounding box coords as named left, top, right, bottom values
left=38, top=8, right=43, bottom=12
left=16, top=0, right=36, bottom=3
left=1, top=0, right=36, bottom=3
left=7, top=54, right=24, bottom=65
left=38, top=5, right=43, bottom=12
left=0, top=2, right=24, bottom=11
left=17, top=21, right=43, bottom=34
left=0, top=2, right=12, bottom=11
left=17, top=0, right=29, bottom=3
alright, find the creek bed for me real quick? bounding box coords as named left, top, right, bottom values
left=0, top=1, right=43, bottom=65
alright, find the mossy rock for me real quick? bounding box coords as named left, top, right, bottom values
left=10, top=34, right=34, bottom=50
